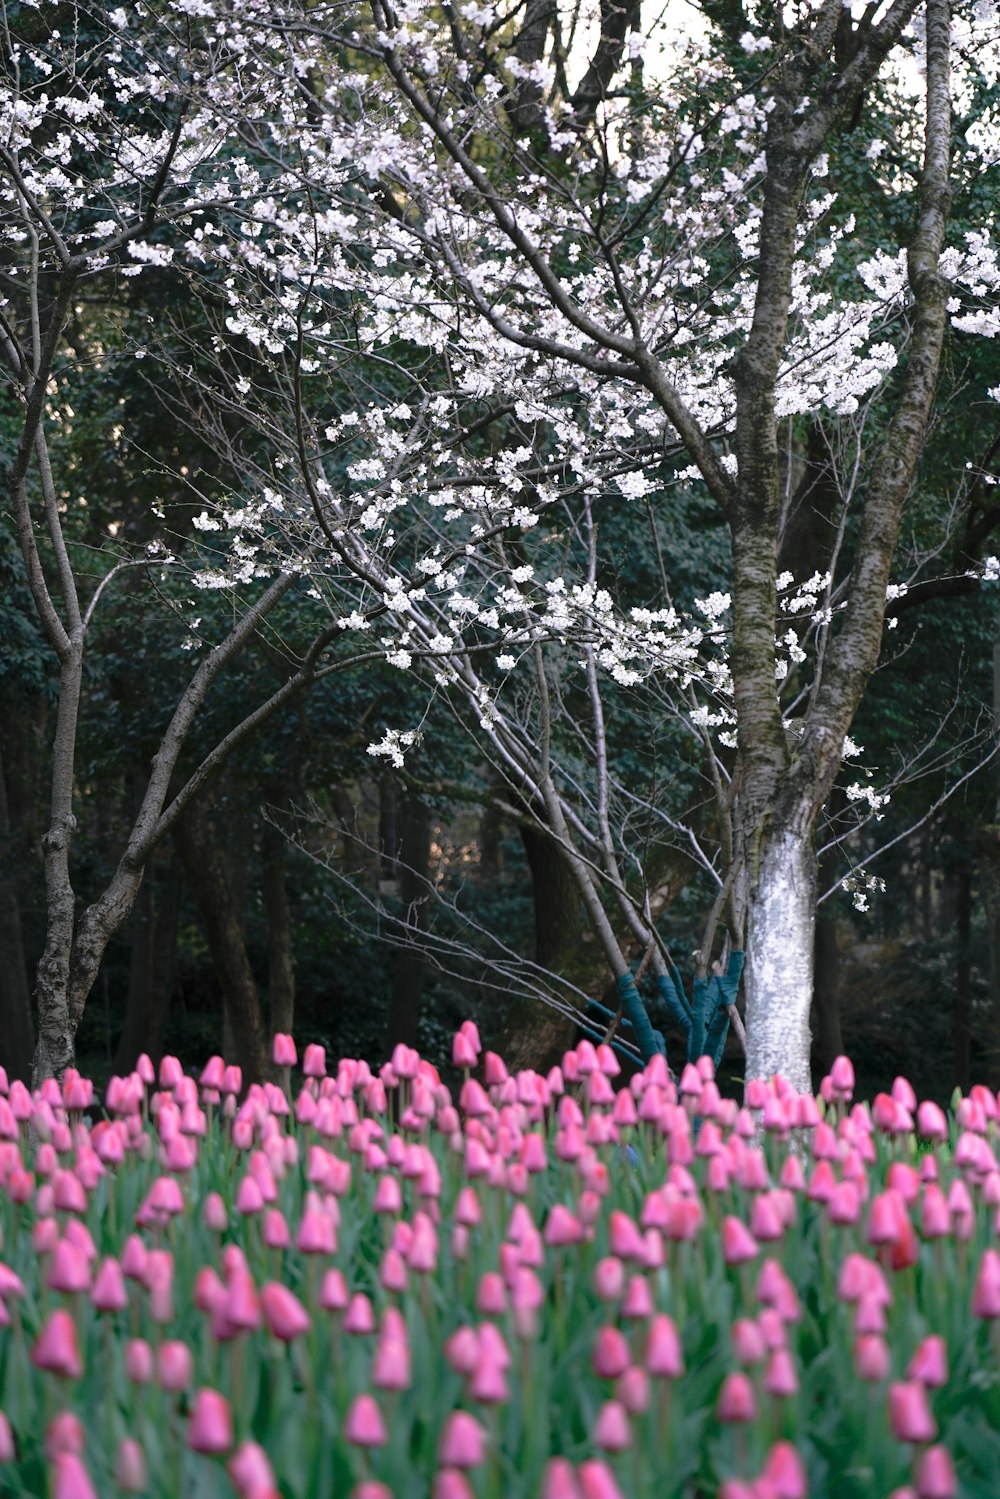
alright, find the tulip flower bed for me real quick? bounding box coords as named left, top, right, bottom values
left=1, top=1035, right=1000, bottom=1499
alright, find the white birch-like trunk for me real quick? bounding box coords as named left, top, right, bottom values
left=743, top=829, right=815, bottom=1094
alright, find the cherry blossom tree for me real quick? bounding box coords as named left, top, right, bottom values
left=4, top=0, right=999, bottom=1085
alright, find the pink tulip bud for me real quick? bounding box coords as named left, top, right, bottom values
left=0, top=1411, right=15, bottom=1463
left=972, top=1249, right=1000, bottom=1319
left=545, top=1204, right=583, bottom=1247
left=644, top=1314, right=684, bottom=1378
left=50, top=1453, right=98, bottom=1499
left=260, top=1282, right=310, bottom=1342
left=46, top=1413, right=85, bottom=1459
left=578, top=1458, right=627, bottom=1499
left=272, top=1033, right=297, bottom=1068
left=732, top=1318, right=767, bottom=1367
left=914, top=1445, right=957, bottom=1499
left=764, top=1348, right=799, bottom=1398
left=438, top=1411, right=487, bottom=1468
left=907, top=1336, right=948, bottom=1388
left=717, top=1372, right=756, bottom=1423
left=593, top=1257, right=625, bottom=1303
left=761, top=1440, right=808, bottom=1499
left=228, top=1441, right=277, bottom=1498
left=432, top=1472, right=476, bottom=1499
left=829, top=1055, right=855, bottom=1098
left=187, top=1389, right=234, bottom=1455
left=721, top=1216, right=758, bottom=1267
left=320, top=1268, right=348, bottom=1312
left=32, top=1309, right=82, bottom=1379
left=854, top=1334, right=890, bottom=1382
left=592, top=1325, right=630, bottom=1380
left=593, top=1400, right=631, bottom=1453
left=540, top=1457, right=582, bottom=1499
left=157, top=1340, right=194, bottom=1393
left=125, top=1338, right=154, bottom=1384
left=344, top=1394, right=388, bottom=1448
left=113, top=1437, right=148, bottom=1494
left=888, top=1381, right=938, bottom=1444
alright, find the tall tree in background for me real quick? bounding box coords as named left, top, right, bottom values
left=2, top=0, right=998, bottom=1086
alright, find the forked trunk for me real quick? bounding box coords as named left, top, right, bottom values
left=743, top=828, right=815, bottom=1094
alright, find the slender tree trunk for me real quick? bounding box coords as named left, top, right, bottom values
left=144, top=856, right=181, bottom=1068
left=262, top=819, right=296, bottom=1041
left=501, top=823, right=582, bottom=1072
left=114, top=863, right=156, bottom=1075
left=0, top=741, right=34, bottom=1081
left=177, top=795, right=269, bottom=1085
left=952, top=837, right=973, bottom=1093
left=386, top=795, right=430, bottom=1053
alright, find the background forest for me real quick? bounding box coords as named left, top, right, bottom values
left=1, top=0, right=999, bottom=1105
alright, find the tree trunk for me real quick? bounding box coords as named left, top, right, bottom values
left=262, top=819, right=296, bottom=1041
left=501, top=823, right=583, bottom=1072
left=742, top=825, right=815, bottom=1094
left=386, top=794, right=430, bottom=1053
left=177, top=794, right=269, bottom=1085
left=0, top=741, right=34, bottom=1081
left=114, top=862, right=156, bottom=1075
left=812, top=901, right=843, bottom=1079
left=112, top=851, right=181, bottom=1075
left=952, top=839, right=972, bottom=1094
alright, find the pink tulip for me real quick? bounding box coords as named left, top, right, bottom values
left=45, top=1413, right=85, bottom=1459
left=260, top=1282, right=310, bottom=1341
left=51, top=1453, right=98, bottom=1499
left=645, top=1314, right=684, bottom=1378
left=432, top=1472, right=476, bottom=1499
left=541, top=1458, right=583, bottom=1499
left=344, top=1394, right=388, bottom=1448
left=32, top=1309, right=82, bottom=1379
left=0, top=1411, right=14, bottom=1463
left=578, top=1458, right=627, bottom=1499
left=721, top=1215, right=758, bottom=1266
left=113, top=1438, right=148, bottom=1493
left=47, top=1240, right=90, bottom=1295
left=445, top=1327, right=480, bottom=1376
left=764, top=1349, right=799, bottom=1397
left=157, top=1340, right=194, bottom=1392
left=888, top=1381, right=937, bottom=1444
left=972, top=1249, right=1000, bottom=1319
left=187, top=1389, right=234, bottom=1454
left=228, top=1441, right=277, bottom=1498
left=761, top=1440, right=808, bottom=1499
left=854, top=1334, right=890, bottom=1382
left=593, top=1400, right=631, bottom=1452
left=91, top=1256, right=128, bottom=1312
left=272, top=1033, right=297, bottom=1067
left=125, top=1338, right=154, bottom=1384
left=438, top=1411, right=487, bottom=1468
left=907, top=1336, right=948, bottom=1388
left=592, top=1325, right=630, bottom=1380
left=545, top=1204, right=583, bottom=1247
left=914, top=1445, right=957, bottom=1499
left=717, top=1372, right=756, bottom=1423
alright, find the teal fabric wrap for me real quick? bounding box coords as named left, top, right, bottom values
left=691, top=951, right=744, bottom=1063
left=656, top=968, right=692, bottom=1035
left=615, top=972, right=667, bottom=1062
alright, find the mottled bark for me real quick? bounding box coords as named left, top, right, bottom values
left=744, top=828, right=815, bottom=1095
